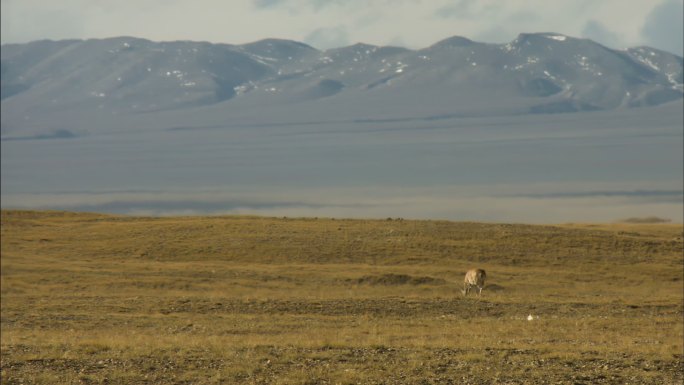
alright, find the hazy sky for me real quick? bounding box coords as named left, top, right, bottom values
left=1, top=0, right=682, bottom=54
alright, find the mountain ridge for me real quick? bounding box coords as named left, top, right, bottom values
left=1, top=32, right=682, bottom=138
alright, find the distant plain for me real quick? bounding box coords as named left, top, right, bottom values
left=2, top=104, right=682, bottom=223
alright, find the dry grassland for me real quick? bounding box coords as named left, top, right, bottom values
left=1, top=210, right=683, bottom=384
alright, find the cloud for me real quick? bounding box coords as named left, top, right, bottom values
left=252, top=0, right=370, bottom=13
left=0, top=3, right=85, bottom=43
left=473, top=27, right=511, bottom=44
left=309, top=0, right=350, bottom=12
left=1, top=0, right=680, bottom=54
left=472, top=11, right=539, bottom=44
left=303, top=26, right=349, bottom=49
left=253, top=0, right=286, bottom=8
left=581, top=20, right=623, bottom=48
left=434, top=0, right=478, bottom=19
left=641, top=0, right=684, bottom=55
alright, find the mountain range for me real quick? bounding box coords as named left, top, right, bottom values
left=1, top=33, right=682, bottom=139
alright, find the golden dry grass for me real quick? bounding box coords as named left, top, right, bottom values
left=1, top=210, right=682, bottom=384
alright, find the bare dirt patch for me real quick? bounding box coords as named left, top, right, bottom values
left=349, top=273, right=446, bottom=286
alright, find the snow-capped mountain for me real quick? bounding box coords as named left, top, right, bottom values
left=1, top=33, right=682, bottom=137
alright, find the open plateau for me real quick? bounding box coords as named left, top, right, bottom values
left=1, top=210, right=682, bottom=384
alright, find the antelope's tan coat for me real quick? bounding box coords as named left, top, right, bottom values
left=463, top=268, right=486, bottom=296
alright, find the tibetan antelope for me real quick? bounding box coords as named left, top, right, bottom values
left=463, top=268, right=486, bottom=296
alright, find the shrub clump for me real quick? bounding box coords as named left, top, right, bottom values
left=619, top=216, right=671, bottom=224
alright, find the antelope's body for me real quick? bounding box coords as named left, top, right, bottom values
left=463, top=269, right=486, bottom=296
